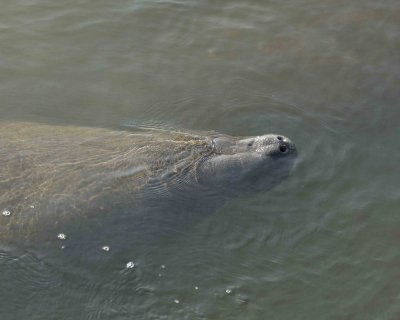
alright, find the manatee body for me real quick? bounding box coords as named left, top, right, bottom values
left=0, top=122, right=296, bottom=246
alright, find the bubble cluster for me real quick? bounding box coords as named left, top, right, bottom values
left=2, top=210, right=11, bottom=217
left=102, top=246, right=110, bottom=252
left=126, top=261, right=135, bottom=269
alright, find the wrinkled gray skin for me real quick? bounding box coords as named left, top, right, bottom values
left=0, top=122, right=296, bottom=249
left=198, top=134, right=296, bottom=192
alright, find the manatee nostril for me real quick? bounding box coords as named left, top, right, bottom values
left=248, top=142, right=253, bottom=147
left=279, top=145, right=287, bottom=153
left=277, top=136, right=283, bottom=141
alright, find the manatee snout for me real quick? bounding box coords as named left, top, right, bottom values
left=217, top=134, right=296, bottom=158
left=197, top=133, right=297, bottom=194
left=235, top=134, right=297, bottom=191
left=249, top=134, right=297, bottom=158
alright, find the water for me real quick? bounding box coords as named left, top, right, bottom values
left=0, top=0, right=399, bottom=319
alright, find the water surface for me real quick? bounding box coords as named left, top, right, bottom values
left=0, top=0, right=399, bottom=319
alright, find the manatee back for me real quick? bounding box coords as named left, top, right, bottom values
left=0, top=122, right=211, bottom=245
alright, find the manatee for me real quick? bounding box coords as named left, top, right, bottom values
left=0, top=122, right=296, bottom=247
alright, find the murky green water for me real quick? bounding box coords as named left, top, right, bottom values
left=1, top=0, right=399, bottom=319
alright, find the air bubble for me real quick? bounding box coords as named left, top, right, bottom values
left=126, top=261, right=135, bottom=269
left=57, top=233, right=67, bottom=240
left=225, top=289, right=232, bottom=294
left=102, top=246, right=110, bottom=252
left=2, top=210, right=11, bottom=217
left=173, top=299, right=180, bottom=304
left=161, top=264, right=165, bottom=269
left=195, top=286, right=199, bottom=290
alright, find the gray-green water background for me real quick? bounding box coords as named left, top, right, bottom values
left=1, top=0, right=399, bottom=319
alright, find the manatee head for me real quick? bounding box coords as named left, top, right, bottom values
left=197, top=134, right=297, bottom=195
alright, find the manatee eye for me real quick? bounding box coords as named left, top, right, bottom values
left=277, top=136, right=283, bottom=141
left=279, top=145, right=287, bottom=153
